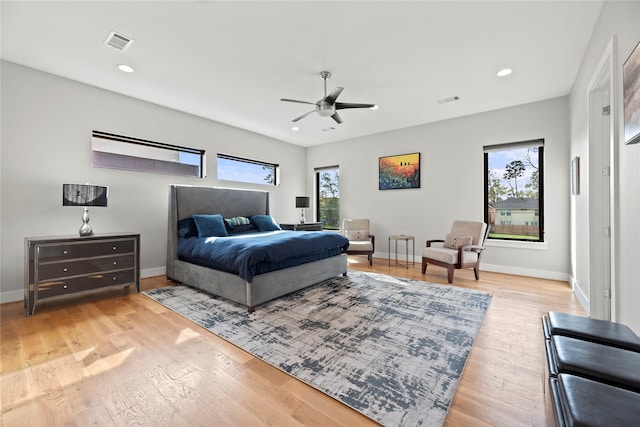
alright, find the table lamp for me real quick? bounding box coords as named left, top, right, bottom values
left=295, top=196, right=310, bottom=224
left=63, top=184, right=108, bottom=236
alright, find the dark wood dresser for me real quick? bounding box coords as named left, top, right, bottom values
left=24, top=233, right=140, bottom=316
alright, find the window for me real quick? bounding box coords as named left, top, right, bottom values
left=484, top=139, right=544, bottom=242
left=92, top=130, right=205, bottom=178
left=315, top=167, right=339, bottom=230
left=216, top=154, right=278, bottom=186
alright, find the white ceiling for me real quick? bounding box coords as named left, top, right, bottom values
left=1, top=1, right=604, bottom=147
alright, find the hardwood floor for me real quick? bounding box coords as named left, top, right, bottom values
left=1, top=257, right=584, bottom=426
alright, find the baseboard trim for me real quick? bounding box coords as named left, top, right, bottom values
left=477, top=263, right=569, bottom=282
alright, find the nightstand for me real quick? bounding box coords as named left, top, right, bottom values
left=24, top=232, right=140, bottom=316
left=280, top=222, right=323, bottom=231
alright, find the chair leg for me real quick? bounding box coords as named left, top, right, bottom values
left=474, top=266, right=480, bottom=280
left=421, top=258, right=427, bottom=274
left=368, top=253, right=372, bottom=266
left=447, top=266, right=454, bottom=283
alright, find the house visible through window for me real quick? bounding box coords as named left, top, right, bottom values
left=315, top=167, right=339, bottom=230
left=92, top=130, right=205, bottom=178
left=484, top=139, right=544, bottom=241
left=216, top=154, right=278, bottom=186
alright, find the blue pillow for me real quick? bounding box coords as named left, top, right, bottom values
left=227, top=223, right=258, bottom=235
left=251, top=215, right=281, bottom=232
left=192, top=214, right=228, bottom=238
left=177, top=217, right=198, bottom=238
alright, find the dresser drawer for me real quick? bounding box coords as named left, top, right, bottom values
left=37, top=270, right=136, bottom=299
left=37, top=255, right=135, bottom=281
left=38, top=239, right=135, bottom=261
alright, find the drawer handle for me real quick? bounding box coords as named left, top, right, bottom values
left=63, top=250, right=68, bottom=255
left=112, top=276, right=118, bottom=281
left=63, top=268, right=68, bottom=272
left=112, top=246, right=117, bottom=250
left=113, top=261, right=117, bottom=265
left=63, top=285, right=68, bottom=289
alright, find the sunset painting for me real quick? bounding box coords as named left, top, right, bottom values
left=378, top=152, right=421, bottom=190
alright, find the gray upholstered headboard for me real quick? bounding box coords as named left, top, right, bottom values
left=166, top=185, right=270, bottom=279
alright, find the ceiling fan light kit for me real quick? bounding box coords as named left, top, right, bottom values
left=281, top=71, right=376, bottom=124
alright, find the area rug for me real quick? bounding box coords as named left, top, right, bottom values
left=144, top=271, right=491, bottom=426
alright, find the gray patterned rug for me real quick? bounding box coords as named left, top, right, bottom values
left=144, top=271, right=491, bottom=426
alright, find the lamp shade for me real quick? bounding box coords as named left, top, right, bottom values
left=295, top=196, right=310, bottom=208
left=63, top=184, right=108, bottom=207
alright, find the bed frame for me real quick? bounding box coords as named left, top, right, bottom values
left=166, top=185, right=348, bottom=312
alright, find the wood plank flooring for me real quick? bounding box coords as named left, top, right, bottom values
left=1, top=257, right=584, bottom=426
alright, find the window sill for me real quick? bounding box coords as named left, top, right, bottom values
left=485, top=239, right=547, bottom=250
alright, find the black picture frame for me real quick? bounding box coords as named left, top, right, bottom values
left=623, top=41, right=640, bottom=145
left=378, top=152, right=420, bottom=190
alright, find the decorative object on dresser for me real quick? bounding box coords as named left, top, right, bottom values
left=24, top=233, right=140, bottom=316
left=279, top=222, right=323, bottom=231
left=295, top=196, right=310, bottom=223
left=62, top=183, right=108, bottom=236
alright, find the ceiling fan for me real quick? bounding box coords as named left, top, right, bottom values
left=280, top=71, right=377, bottom=124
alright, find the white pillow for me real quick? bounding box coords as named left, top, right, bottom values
left=345, top=229, right=369, bottom=241
left=444, top=234, right=473, bottom=249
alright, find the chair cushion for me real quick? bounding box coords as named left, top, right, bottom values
left=444, top=234, right=473, bottom=249
left=544, top=311, right=640, bottom=351
left=555, top=374, right=640, bottom=427
left=450, top=221, right=487, bottom=245
left=422, top=247, right=478, bottom=264
left=348, top=240, right=373, bottom=252
left=345, top=229, right=369, bottom=241
left=548, top=335, right=640, bottom=391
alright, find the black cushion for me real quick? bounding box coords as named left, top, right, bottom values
left=549, top=335, right=640, bottom=392
left=544, top=311, right=640, bottom=352
left=555, top=374, right=640, bottom=427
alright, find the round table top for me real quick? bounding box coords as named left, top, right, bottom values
left=389, top=234, right=415, bottom=240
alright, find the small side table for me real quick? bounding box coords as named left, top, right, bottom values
left=280, top=222, right=323, bottom=231
left=388, top=235, right=415, bottom=268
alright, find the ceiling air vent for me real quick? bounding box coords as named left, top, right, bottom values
left=104, top=31, right=133, bottom=51
left=436, top=96, right=460, bottom=104
left=322, top=127, right=336, bottom=132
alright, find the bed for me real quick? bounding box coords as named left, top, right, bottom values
left=166, top=185, right=349, bottom=312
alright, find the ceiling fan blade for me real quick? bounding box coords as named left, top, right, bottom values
left=292, top=110, right=317, bottom=122
left=281, top=98, right=316, bottom=105
left=331, top=112, right=343, bottom=124
left=324, top=87, right=344, bottom=104
left=335, top=102, right=376, bottom=110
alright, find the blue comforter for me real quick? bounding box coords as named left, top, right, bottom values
left=177, top=230, right=349, bottom=282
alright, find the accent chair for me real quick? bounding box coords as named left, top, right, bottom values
left=421, top=220, right=488, bottom=283
left=342, top=219, right=375, bottom=266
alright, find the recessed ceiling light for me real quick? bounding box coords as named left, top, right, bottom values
left=370, top=105, right=379, bottom=110
left=118, top=64, right=135, bottom=73
left=291, top=126, right=299, bottom=132
left=497, top=68, right=512, bottom=77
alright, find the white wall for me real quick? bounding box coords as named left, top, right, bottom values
left=569, top=1, right=640, bottom=331
left=0, top=61, right=306, bottom=302
left=307, top=96, right=571, bottom=280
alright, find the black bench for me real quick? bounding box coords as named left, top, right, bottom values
left=551, top=374, right=640, bottom=427
left=543, top=312, right=640, bottom=426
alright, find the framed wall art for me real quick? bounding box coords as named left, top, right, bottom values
left=623, top=41, right=640, bottom=145
left=378, top=152, right=420, bottom=190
